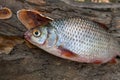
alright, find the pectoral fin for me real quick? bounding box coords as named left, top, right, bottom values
left=58, top=46, right=77, bottom=58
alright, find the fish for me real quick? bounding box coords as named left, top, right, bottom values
left=24, top=17, right=120, bottom=64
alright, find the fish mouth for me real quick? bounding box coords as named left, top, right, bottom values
left=24, top=31, right=31, bottom=40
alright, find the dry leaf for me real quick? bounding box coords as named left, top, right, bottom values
left=17, top=9, right=53, bottom=30
left=0, top=35, right=24, bottom=54
left=0, top=7, right=12, bottom=19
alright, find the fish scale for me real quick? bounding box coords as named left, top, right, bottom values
left=50, top=18, right=120, bottom=60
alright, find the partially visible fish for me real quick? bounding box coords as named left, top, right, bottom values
left=24, top=17, right=120, bottom=64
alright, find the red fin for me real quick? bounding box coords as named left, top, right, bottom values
left=109, top=58, right=117, bottom=64
left=93, top=20, right=108, bottom=30
left=58, top=46, right=77, bottom=58
left=93, top=60, right=102, bottom=64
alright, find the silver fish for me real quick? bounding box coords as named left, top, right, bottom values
left=24, top=17, right=120, bottom=64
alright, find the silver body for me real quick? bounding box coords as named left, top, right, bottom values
left=49, top=18, right=120, bottom=63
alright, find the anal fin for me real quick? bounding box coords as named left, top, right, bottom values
left=93, top=58, right=117, bottom=64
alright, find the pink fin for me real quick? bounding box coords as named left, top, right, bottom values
left=58, top=46, right=77, bottom=58
left=109, top=58, right=117, bottom=64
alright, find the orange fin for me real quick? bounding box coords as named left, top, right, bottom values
left=109, top=58, right=117, bottom=64
left=17, top=9, right=53, bottom=30
left=58, top=46, right=77, bottom=58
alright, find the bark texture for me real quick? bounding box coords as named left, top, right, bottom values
left=0, top=0, right=120, bottom=80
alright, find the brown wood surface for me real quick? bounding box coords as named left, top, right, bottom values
left=0, top=0, right=120, bottom=80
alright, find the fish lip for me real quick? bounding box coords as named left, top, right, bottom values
left=24, top=31, right=31, bottom=40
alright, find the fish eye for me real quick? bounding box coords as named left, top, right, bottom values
left=33, top=29, right=41, bottom=37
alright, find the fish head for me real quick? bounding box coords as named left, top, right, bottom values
left=24, top=27, right=48, bottom=46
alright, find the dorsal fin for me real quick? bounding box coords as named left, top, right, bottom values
left=93, top=20, right=109, bottom=30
